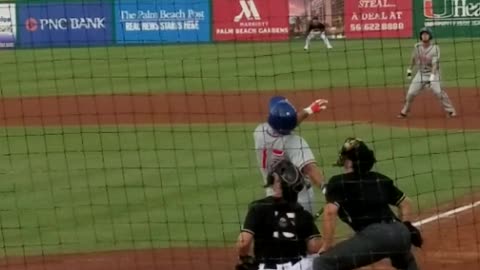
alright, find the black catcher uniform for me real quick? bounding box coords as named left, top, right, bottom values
left=235, top=160, right=321, bottom=270
left=313, top=138, right=423, bottom=270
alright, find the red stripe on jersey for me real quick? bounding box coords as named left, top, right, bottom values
left=272, top=149, right=284, bottom=156
left=262, top=148, right=267, bottom=169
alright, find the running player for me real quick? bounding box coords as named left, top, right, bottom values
left=253, top=96, right=328, bottom=214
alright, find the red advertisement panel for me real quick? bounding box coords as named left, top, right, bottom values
left=344, top=0, right=412, bottom=38
left=213, top=0, right=289, bottom=41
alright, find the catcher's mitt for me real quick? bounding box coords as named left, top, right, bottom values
left=235, top=256, right=258, bottom=270
left=403, top=221, right=423, bottom=248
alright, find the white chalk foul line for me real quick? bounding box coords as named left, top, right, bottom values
left=413, top=200, right=480, bottom=227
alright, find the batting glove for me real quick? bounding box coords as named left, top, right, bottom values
left=406, top=69, right=412, bottom=79
left=303, top=99, right=328, bottom=115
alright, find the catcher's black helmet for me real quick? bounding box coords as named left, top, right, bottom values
left=265, top=159, right=305, bottom=202
left=419, top=27, right=433, bottom=40
left=335, top=137, right=376, bottom=173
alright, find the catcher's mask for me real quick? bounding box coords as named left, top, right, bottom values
left=334, top=137, right=376, bottom=174
left=264, top=159, right=305, bottom=203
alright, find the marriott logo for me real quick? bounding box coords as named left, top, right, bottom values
left=234, top=0, right=261, bottom=22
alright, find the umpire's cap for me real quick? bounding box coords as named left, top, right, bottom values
left=264, top=159, right=305, bottom=194
left=419, top=27, right=433, bottom=40
left=268, top=97, right=297, bottom=135
left=335, top=137, right=376, bottom=173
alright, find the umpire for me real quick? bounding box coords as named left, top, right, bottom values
left=313, top=137, right=423, bottom=270
left=235, top=159, right=321, bottom=270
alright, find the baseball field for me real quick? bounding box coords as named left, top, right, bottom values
left=0, top=37, right=479, bottom=270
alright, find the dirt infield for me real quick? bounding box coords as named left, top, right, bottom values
left=0, top=87, right=479, bottom=129
left=0, top=87, right=479, bottom=270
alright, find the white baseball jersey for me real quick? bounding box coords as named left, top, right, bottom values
left=253, top=122, right=316, bottom=183
left=412, top=42, right=440, bottom=74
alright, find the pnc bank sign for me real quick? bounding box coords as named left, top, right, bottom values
left=25, top=17, right=106, bottom=32
left=424, top=0, right=480, bottom=19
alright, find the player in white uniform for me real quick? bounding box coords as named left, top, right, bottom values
left=253, top=96, right=328, bottom=214
left=397, top=27, right=456, bottom=118
left=304, top=16, right=332, bottom=51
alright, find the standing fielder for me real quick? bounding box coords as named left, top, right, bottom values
left=398, top=27, right=456, bottom=118
left=304, top=16, right=333, bottom=51
left=253, top=96, right=328, bottom=214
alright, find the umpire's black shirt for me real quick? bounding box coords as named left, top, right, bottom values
left=325, top=171, right=406, bottom=232
left=241, top=196, right=320, bottom=262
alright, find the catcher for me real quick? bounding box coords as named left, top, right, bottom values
left=304, top=16, right=332, bottom=51
left=235, top=160, right=322, bottom=270
left=313, top=138, right=423, bottom=270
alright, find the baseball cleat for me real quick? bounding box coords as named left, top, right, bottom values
left=397, top=113, right=407, bottom=119
left=447, top=112, right=457, bottom=118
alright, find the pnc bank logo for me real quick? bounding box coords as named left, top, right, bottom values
left=25, top=18, right=39, bottom=32
left=424, top=0, right=480, bottom=19
left=234, top=0, right=261, bottom=22
left=24, top=17, right=106, bottom=32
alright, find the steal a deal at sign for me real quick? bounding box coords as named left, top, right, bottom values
left=25, top=17, right=106, bottom=31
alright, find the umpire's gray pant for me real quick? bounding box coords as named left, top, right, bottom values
left=313, top=221, right=418, bottom=270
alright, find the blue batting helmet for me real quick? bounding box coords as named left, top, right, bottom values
left=269, top=96, right=286, bottom=110
left=268, top=98, right=297, bottom=135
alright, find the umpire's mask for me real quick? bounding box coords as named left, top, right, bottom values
left=265, top=160, right=305, bottom=203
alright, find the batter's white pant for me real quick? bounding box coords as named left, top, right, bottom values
left=400, top=72, right=456, bottom=115
left=265, top=186, right=315, bottom=214
left=258, top=257, right=313, bottom=270
left=304, top=31, right=332, bottom=49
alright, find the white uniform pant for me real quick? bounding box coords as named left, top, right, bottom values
left=258, top=257, right=313, bottom=270
left=304, top=31, right=332, bottom=49
left=401, top=72, right=455, bottom=115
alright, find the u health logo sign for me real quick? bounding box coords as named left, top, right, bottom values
left=344, top=0, right=412, bottom=38
left=18, top=2, right=112, bottom=47
left=413, top=0, right=480, bottom=37
left=213, top=0, right=289, bottom=41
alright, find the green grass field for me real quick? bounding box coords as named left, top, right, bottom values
left=0, top=24, right=479, bottom=258
left=0, top=123, right=479, bottom=256
left=1, top=39, right=479, bottom=97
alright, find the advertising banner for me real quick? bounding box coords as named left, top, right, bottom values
left=414, top=0, right=480, bottom=38
left=115, top=0, right=211, bottom=44
left=344, top=0, right=413, bottom=38
left=289, top=0, right=345, bottom=39
left=0, top=4, right=16, bottom=48
left=18, top=2, right=112, bottom=48
left=213, top=0, right=290, bottom=41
